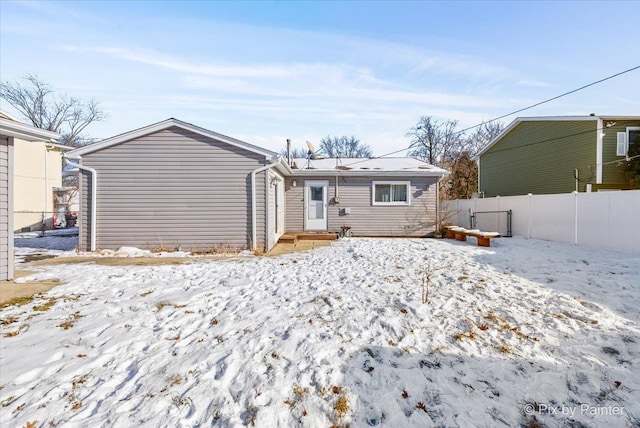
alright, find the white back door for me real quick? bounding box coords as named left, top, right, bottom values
left=304, top=180, right=328, bottom=231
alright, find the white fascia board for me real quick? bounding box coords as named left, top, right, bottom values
left=67, top=118, right=278, bottom=159
left=273, top=157, right=293, bottom=176
left=0, top=119, right=60, bottom=142
left=474, top=115, right=600, bottom=160
left=47, top=142, right=75, bottom=151
left=599, top=116, right=640, bottom=121
left=596, top=118, right=603, bottom=184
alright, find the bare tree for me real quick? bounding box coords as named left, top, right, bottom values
left=444, top=151, right=478, bottom=200
left=280, top=147, right=310, bottom=159
left=0, top=74, right=106, bottom=147
left=406, top=117, right=462, bottom=167
left=465, top=121, right=504, bottom=157
left=320, top=135, right=372, bottom=158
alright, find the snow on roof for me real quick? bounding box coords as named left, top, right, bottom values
left=290, top=157, right=448, bottom=175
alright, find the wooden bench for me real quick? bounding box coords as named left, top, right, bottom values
left=443, top=226, right=501, bottom=247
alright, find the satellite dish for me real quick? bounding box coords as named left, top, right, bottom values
left=306, top=141, right=315, bottom=154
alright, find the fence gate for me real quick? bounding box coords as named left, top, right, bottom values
left=469, top=209, right=512, bottom=237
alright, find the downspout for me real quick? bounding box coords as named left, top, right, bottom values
left=44, top=145, right=49, bottom=229
left=335, top=157, right=340, bottom=202
left=63, top=155, right=97, bottom=251
left=251, top=159, right=280, bottom=251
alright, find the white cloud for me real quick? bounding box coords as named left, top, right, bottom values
left=516, top=79, right=553, bottom=88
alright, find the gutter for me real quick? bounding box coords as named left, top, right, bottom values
left=250, top=158, right=280, bottom=251
left=63, top=155, right=97, bottom=251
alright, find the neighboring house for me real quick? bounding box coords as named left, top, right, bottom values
left=0, top=113, right=60, bottom=280
left=66, top=118, right=447, bottom=253
left=475, top=115, right=640, bottom=197
left=13, top=136, right=73, bottom=231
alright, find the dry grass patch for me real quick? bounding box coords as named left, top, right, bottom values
left=58, top=312, right=83, bottom=330
left=168, top=374, right=182, bottom=386
left=32, top=297, right=57, bottom=312
left=0, top=296, right=33, bottom=310
left=156, top=301, right=186, bottom=311
left=293, top=385, right=307, bottom=397
left=334, top=394, right=349, bottom=420
left=453, top=331, right=476, bottom=341
left=0, top=315, right=20, bottom=326
left=32, top=257, right=194, bottom=267
left=1, top=395, right=15, bottom=407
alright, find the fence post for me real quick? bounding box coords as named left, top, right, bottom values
left=573, top=191, right=578, bottom=246
left=527, top=193, right=532, bottom=239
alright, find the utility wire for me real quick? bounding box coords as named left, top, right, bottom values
left=480, top=126, right=599, bottom=156
left=338, top=64, right=640, bottom=168
left=454, top=64, right=640, bottom=135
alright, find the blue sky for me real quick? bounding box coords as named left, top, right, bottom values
left=1, top=1, right=639, bottom=155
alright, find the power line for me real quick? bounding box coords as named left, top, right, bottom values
left=455, top=64, right=640, bottom=135
left=480, top=126, right=598, bottom=157
left=339, top=64, right=640, bottom=167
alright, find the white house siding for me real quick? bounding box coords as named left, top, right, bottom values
left=79, top=127, right=268, bottom=251
left=285, top=175, right=439, bottom=236
left=0, top=137, right=13, bottom=280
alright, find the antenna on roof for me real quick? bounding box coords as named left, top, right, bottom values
left=306, top=141, right=315, bottom=169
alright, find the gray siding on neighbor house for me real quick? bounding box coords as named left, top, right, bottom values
left=79, top=127, right=268, bottom=251
left=285, top=175, right=439, bottom=236
left=0, top=136, right=13, bottom=280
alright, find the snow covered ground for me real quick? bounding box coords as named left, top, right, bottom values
left=14, top=227, right=79, bottom=255
left=1, top=237, right=639, bottom=427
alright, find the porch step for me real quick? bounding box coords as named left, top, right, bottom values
left=278, top=232, right=338, bottom=244
left=279, top=233, right=299, bottom=244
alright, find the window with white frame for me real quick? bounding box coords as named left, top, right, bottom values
left=617, top=127, right=640, bottom=157
left=372, top=181, right=411, bottom=205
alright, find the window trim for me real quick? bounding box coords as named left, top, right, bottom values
left=627, top=126, right=640, bottom=156
left=371, top=181, right=411, bottom=206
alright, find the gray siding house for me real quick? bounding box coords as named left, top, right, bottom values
left=0, top=114, right=59, bottom=280
left=285, top=157, right=443, bottom=237
left=67, top=119, right=447, bottom=253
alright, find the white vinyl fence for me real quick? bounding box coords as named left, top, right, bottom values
left=442, top=190, right=640, bottom=254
